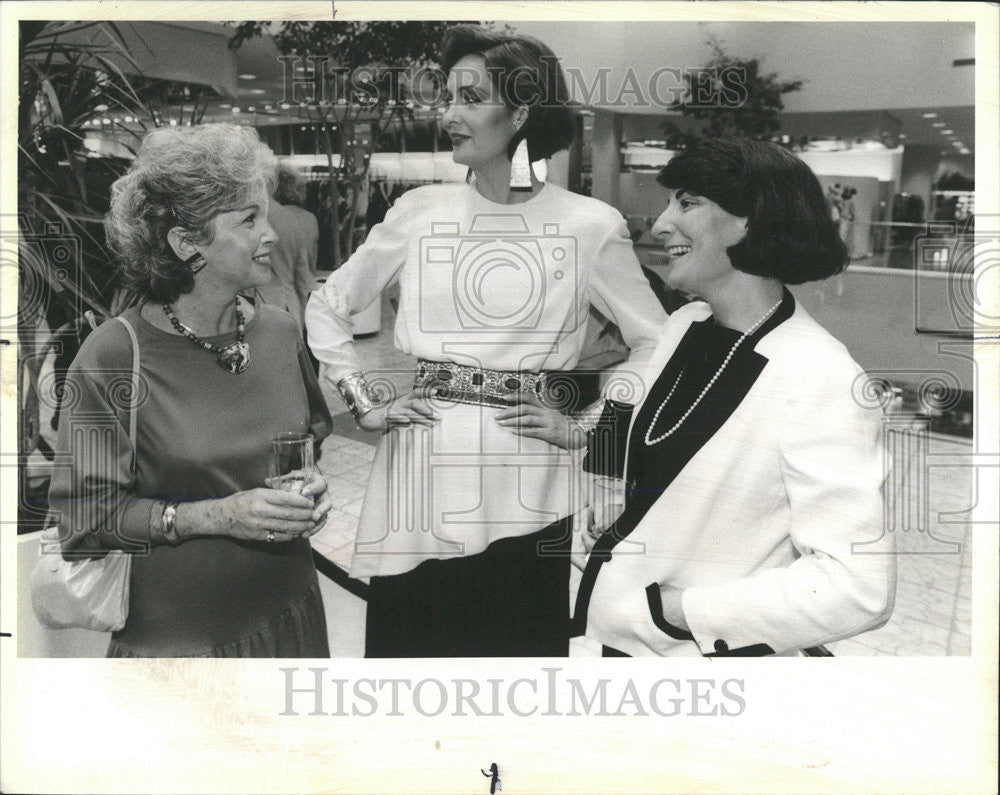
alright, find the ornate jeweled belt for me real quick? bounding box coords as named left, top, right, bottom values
left=413, top=359, right=547, bottom=408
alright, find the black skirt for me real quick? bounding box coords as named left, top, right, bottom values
left=365, top=517, right=573, bottom=657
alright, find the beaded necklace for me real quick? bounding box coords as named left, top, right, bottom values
left=162, top=297, right=250, bottom=375
left=643, top=296, right=783, bottom=446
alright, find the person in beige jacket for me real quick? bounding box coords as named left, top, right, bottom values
left=258, top=162, right=319, bottom=331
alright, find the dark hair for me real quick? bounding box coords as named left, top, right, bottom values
left=657, top=138, right=849, bottom=284
left=440, top=25, right=575, bottom=162
left=273, top=160, right=306, bottom=206
left=106, top=124, right=276, bottom=304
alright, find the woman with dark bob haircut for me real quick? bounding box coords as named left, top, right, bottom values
left=562, top=138, right=896, bottom=657
left=48, top=123, right=335, bottom=657
left=306, top=25, right=666, bottom=657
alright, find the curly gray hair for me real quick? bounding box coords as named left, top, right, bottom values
left=106, top=123, right=277, bottom=303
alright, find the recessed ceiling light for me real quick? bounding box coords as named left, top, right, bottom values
left=951, top=141, right=964, bottom=147
left=922, top=112, right=938, bottom=119
left=958, top=148, right=971, bottom=154
left=941, top=129, right=954, bottom=135
left=932, top=122, right=946, bottom=128
left=249, top=88, right=266, bottom=95
left=898, top=134, right=906, bottom=139
left=238, top=73, right=256, bottom=80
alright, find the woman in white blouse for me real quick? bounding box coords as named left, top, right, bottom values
left=305, top=25, right=666, bottom=657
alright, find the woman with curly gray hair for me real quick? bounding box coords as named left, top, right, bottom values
left=48, top=123, right=335, bottom=657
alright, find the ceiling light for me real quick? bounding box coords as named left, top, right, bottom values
left=958, top=148, right=971, bottom=154
left=951, top=141, right=964, bottom=147
left=247, top=106, right=256, bottom=112
left=219, top=103, right=231, bottom=109
left=941, top=129, right=954, bottom=135
left=238, top=73, right=256, bottom=80
left=922, top=112, right=938, bottom=118
left=280, top=103, right=290, bottom=110
left=249, top=88, right=266, bottom=95
left=232, top=107, right=241, bottom=114
left=898, top=134, right=906, bottom=139
left=932, top=122, right=946, bottom=128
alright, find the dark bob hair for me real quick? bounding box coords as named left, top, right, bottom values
left=440, top=25, right=575, bottom=162
left=657, top=138, right=849, bottom=284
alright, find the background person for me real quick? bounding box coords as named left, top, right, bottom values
left=48, top=123, right=334, bottom=657
left=256, top=161, right=319, bottom=331
left=305, top=25, right=667, bottom=657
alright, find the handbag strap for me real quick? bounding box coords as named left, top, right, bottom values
left=111, top=316, right=140, bottom=454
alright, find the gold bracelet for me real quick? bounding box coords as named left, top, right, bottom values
left=336, top=372, right=382, bottom=420
left=160, top=500, right=181, bottom=546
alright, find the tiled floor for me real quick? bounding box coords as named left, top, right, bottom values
left=311, top=292, right=975, bottom=657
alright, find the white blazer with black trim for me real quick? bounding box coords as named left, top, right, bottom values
left=577, top=299, right=896, bottom=657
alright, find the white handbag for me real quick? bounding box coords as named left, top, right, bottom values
left=30, top=316, right=139, bottom=632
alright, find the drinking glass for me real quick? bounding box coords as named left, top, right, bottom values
left=267, top=432, right=315, bottom=494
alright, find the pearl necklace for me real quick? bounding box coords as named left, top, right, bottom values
left=643, top=297, right=783, bottom=446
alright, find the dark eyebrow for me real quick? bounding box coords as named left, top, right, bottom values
left=218, top=203, right=260, bottom=216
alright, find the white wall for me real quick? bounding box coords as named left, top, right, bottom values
left=512, top=21, right=974, bottom=113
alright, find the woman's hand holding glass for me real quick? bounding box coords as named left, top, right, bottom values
left=216, top=475, right=331, bottom=542
left=258, top=432, right=332, bottom=540
left=495, top=392, right=589, bottom=450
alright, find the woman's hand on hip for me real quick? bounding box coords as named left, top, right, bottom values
left=357, top=387, right=441, bottom=431
left=495, top=393, right=587, bottom=450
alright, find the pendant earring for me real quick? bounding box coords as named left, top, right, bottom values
left=509, top=137, right=533, bottom=192
left=183, top=252, right=207, bottom=274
